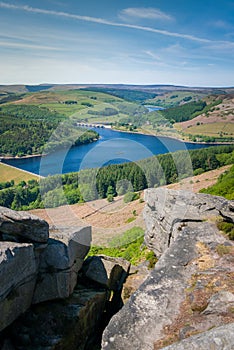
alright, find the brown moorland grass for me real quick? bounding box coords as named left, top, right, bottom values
left=174, top=94, right=234, bottom=138
left=180, top=122, right=234, bottom=137
left=0, top=163, right=40, bottom=183
left=29, top=165, right=231, bottom=246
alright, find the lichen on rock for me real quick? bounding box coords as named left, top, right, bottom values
left=101, top=189, right=234, bottom=350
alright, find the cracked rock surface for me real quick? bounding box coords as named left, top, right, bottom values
left=143, top=188, right=234, bottom=256
left=102, top=189, right=234, bottom=350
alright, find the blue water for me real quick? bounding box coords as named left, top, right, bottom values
left=3, top=127, right=216, bottom=177
left=144, top=105, right=165, bottom=112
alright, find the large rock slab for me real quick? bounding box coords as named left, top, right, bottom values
left=82, top=255, right=130, bottom=291
left=0, top=207, right=49, bottom=243
left=161, top=322, right=234, bottom=349
left=143, top=188, right=234, bottom=257
left=33, top=226, right=91, bottom=303
left=102, top=189, right=234, bottom=350
left=0, top=206, right=93, bottom=337
left=0, top=242, right=37, bottom=332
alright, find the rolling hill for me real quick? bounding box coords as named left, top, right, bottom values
left=174, top=94, right=234, bottom=142
left=0, top=84, right=233, bottom=145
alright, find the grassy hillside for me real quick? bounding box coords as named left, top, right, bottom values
left=2, top=89, right=150, bottom=131
left=200, top=165, right=234, bottom=200
left=12, top=89, right=122, bottom=116
left=146, top=90, right=207, bottom=108
left=0, top=163, right=39, bottom=183
left=1, top=88, right=233, bottom=145
left=89, top=226, right=157, bottom=266
left=174, top=94, right=234, bottom=142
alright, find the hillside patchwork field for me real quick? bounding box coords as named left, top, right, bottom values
left=146, top=90, right=207, bottom=108
left=1, top=86, right=234, bottom=147
left=174, top=94, right=234, bottom=141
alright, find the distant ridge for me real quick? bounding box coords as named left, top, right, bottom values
left=25, top=85, right=54, bottom=92
left=0, top=83, right=233, bottom=94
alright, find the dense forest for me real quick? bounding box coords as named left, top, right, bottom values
left=83, top=87, right=157, bottom=102
left=0, top=104, right=64, bottom=120
left=0, top=104, right=99, bottom=156
left=0, top=145, right=233, bottom=211
left=160, top=98, right=223, bottom=123
left=160, top=101, right=206, bottom=123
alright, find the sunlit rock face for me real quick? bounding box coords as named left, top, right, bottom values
left=102, top=189, right=234, bottom=350
left=0, top=206, right=91, bottom=332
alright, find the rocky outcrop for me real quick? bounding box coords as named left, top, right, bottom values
left=33, top=227, right=91, bottom=303
left=2, top=189, right=234, bottom=350
left=0, top=206, right=49, bottom=243
left=162, top=323, right=234, bottom=350
left=143, top=188, right=234, bottom=257
left=82, top=255, right=130, bottom=291
left=0, top=242, right=37, bottom=331
left=4, top=284, right=109, bottom=350
left=102, top=189, right=234, bottom=350
left=0, top=206, right=130, bottom=350
left=0, top=207, right=91, bottom=332
left=3, top=255, right=131, bottom=350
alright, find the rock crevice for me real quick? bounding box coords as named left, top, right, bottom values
left=102, top=189, right=234, bottom=350
left=0, top=206, right=130, bottom=350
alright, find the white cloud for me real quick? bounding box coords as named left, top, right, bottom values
left=0, top=1, right=220, bottom=44
left=212, top=20, right=233, bottom=30
left=0, top=40, right=62, bottom=51
left=119, top=7, right=173, bottom=21
left=144, top=50, right=162, bottom=61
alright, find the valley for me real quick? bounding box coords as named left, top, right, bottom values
left=0, top=85, right=233, bottom=158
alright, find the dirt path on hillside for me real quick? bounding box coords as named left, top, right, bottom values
left=30, top=165, right=231, bottom=246
left=165, top=165, right=231, bottom=192
left=30, top=194, right=145, bottom=246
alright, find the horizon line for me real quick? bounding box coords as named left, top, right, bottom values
left=0, top=82, right=233, bottom=89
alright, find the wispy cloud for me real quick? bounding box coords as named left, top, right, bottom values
left=0, top=40, right=62, bottom=51
left=212, top=20, right=233, bottom=30
left=144, top=50, right=162, bottom=61
left=119, top=7, right=173, bottom=21
left=1, top=1, right=234, bottom=49
left=204, top=41, right=234, bottom=50
left=0, top=1, right=214, bottom=44
left=159, top=43, right=234, bottom=65
left=129, top=51, right=198, bottom=71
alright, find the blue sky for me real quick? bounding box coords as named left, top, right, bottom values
left=0, top=0, right=234, bottom=86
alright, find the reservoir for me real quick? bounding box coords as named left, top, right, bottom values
left=3, top=127, right=216, bottom=177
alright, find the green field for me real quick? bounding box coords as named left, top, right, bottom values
left=184, top=122, right=234, bottom=137
left=0, top=163, right=40, bottom=183
left=2, top=88, right=234, bottom=153
left=17, top=89, right=122, bottom=117
left=146, top=90, right=206, bottom=108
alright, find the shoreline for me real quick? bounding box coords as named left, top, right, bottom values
left=0, top=162, right=44, bottom=178
left=0, top=153, right=44, bottom=160
left=1, top=128, right=233, bottom=163
left=0, top=135, right=100, bottom=161
left=111, top=127, right=234, bottom=146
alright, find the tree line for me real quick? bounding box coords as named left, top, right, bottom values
left=0, top=104, right=99, bottom=157
left=83, top=87, right=157, bottom=102
left=160, top=98, right=223, bottom=123
left=160, top=101, right=207, bottom=123
left=0, top=145, right=233, bottom=210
